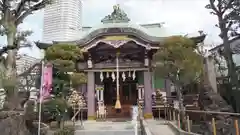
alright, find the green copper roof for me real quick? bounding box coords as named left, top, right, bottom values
left=74, top=4, right=166, bottom=43
left=70, top=22, right=168, bottom=45
left=81, top=23, right=167, bottom=37
left=66, top=5, right=168, bottom=44
left=82, top=22, right=162, bottom=38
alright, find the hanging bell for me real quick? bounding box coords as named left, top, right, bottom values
left=132, top=70, right=136, bottom=80
left=100, top=71, right=104, bottom=82
left=111, top=72, right=115, bottom=82
left=122, top=72, right=126, bottom=81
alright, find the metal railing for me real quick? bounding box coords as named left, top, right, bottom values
left=139, top=117, right=146, bottom=135
left=152, top=105, right=240, bottom=135
left=139, top=101, right=151, bottom=135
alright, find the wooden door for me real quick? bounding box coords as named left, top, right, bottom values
left=104, top=81, right=137, bottom=118
left=121, top=82, right=137, bottom=105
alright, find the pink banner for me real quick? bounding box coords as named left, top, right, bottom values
left=40, top=63, right=53, bottom=101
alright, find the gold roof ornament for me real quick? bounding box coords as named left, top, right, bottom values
left=101, top=4, right=130, bottom=23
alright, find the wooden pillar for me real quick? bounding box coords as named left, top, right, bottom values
left=144, top=70, right=153, bottom=119
left=87, top=71, right=95, bottom=120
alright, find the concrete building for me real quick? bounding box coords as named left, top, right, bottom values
left=42, top=0, right=82, bottom=43
left=0, top=54, right=41, bottom=109
left=207, top=36, right=240, bottom=90
left=16, top=54, right=41, bottom=75
left=16, top=54, right=41, bottom=101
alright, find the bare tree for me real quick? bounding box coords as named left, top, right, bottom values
left=0, top=0, right=51, bottom=110
left=206, top=0, right=240, bottom=87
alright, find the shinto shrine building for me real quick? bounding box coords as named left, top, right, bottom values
left=37, top=5, right=205, bottom=119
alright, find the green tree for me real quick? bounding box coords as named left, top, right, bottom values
left=70, top=73, right=87, bottom=89
left=50, top=68, right=86, bottom=100
left=45, top=44, right=87, bottom=92
left=51, top=69, right=70, bottom=98
left=41, top=98, right=69, bottom=128
left=45, top=44, right=83, bottom=71
left=153, top=36, right=203, bottom=130
left=44, top=44, right=87, bottom=125
left=154, top=36, right=203, bottom=85
left=0, top=0, right=52, bottom=110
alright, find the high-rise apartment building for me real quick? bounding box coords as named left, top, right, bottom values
left=42, top=0, right=82, bottom=43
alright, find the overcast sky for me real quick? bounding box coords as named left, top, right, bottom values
left=1, top=0, right=222, bottom=58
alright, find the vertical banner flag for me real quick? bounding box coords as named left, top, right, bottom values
left=40, top=62, right=53, bottom=101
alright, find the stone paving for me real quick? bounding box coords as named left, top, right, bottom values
left=47, top=120, right=176, bottom=135
left=144, top=119, right=175, bottom=135
left=75, top=121, right=140, bottom=135
left=73, top=119, right=176, bottom=135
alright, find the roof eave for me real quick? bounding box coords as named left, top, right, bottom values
left=190, top=34, right=206, bottom=44
left=35, top=41, right=53, bottom=49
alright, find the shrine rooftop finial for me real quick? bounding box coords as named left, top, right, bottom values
left=101, top=4, right=130, bottom=23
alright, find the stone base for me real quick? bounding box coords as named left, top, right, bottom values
left=144, top=113, right=153, bottom=119
left=0, top=111, right=31, bottom=135
left=87, top=116, right=96, bottom=120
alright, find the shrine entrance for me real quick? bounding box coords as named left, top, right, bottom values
left=103, top=72, right=138, bottom=118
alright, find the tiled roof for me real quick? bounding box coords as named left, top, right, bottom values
left=209, top=36, right=240, bottom=53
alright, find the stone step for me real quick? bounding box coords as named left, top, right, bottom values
left=75, top=121, right=139, bottom=131
left=75, top=130, right=138, bottom=135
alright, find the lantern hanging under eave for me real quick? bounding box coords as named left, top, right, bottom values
left=87, top=57, right=93, bottom=68
left=144, top=57, right=149, bottom=67
left=144, top=51, right=149, bottom=67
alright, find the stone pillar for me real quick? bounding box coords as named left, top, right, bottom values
left=144, top=70, right=153, bottom=119
left=80, top=84, right=87, bottom=99
left=205, top=57, right=218, bottom=93
left=87, top=71, right=95, bottom=120
left=165, top=79, right=172, bottom=103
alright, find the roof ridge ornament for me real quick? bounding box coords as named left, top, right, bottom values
left=101, top=4, right=130, bottom=23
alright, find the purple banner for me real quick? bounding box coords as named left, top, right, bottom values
left=40, top=63, right=52, bottom=101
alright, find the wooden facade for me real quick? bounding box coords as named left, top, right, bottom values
left=80, top=34, right=159, bottom=119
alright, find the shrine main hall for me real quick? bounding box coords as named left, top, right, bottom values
left=37, top=5, right=205, bottom=120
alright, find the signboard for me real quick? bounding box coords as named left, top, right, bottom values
left=132, top=106, right=138, bottom=121
left=103, top=36, right=131, bottom=41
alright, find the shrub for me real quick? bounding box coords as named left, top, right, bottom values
left=53, top=127, right=75, bottom=135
